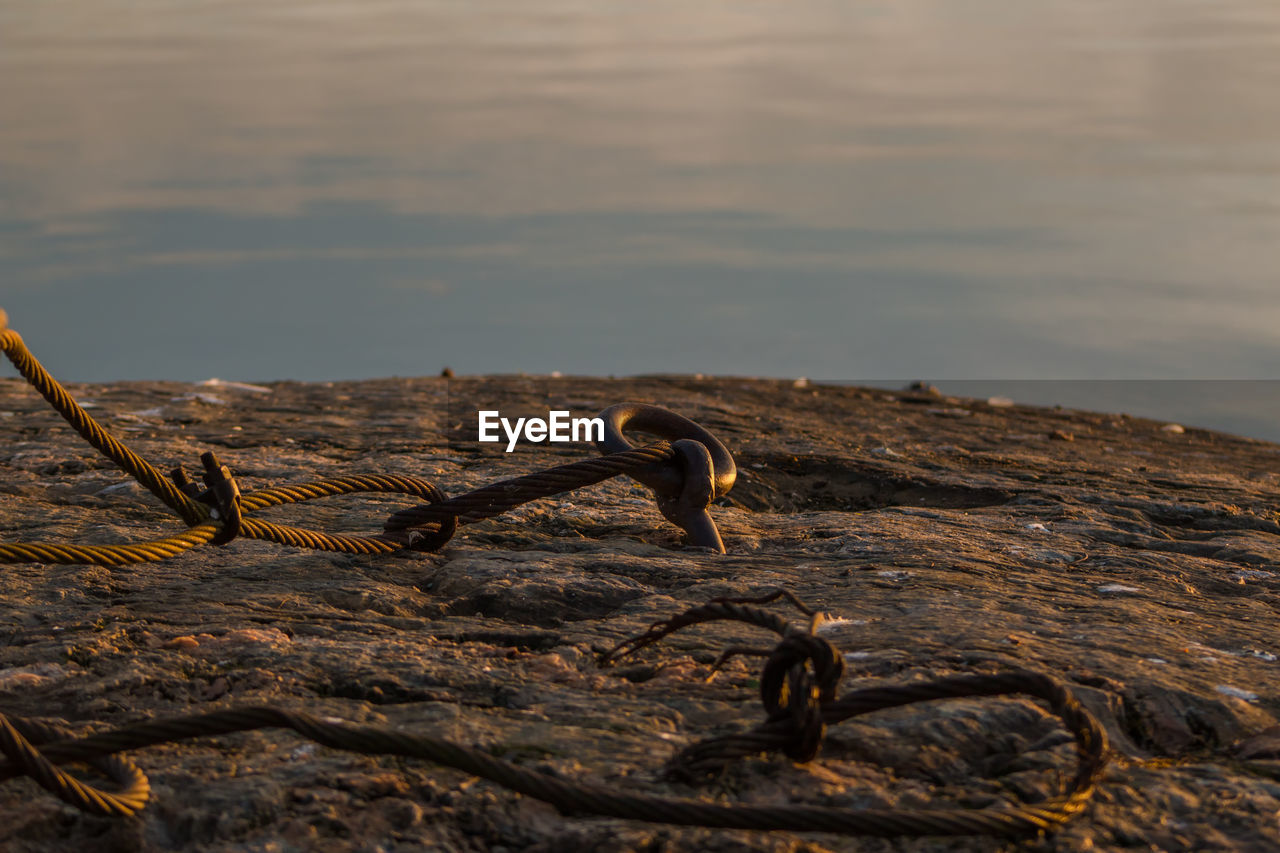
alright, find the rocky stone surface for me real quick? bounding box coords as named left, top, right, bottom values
left=2, top=374, right=1279, bottom=851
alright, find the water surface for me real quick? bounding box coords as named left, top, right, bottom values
left=2, top=2, right=1278, bottom=435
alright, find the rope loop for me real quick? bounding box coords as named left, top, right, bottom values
left=396, top=483, right=459, bottom=552
left=1, top=711, right=150, bottom=816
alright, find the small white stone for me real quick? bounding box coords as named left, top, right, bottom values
left=1215, top=685, right=1259, bottom=702
left=1097, top=583, right=1141, bottom=594
left=987, top=396, right=1015, bottom=408
left=172, top=392, right=227, bottom=405
left=96, top=481, right=141, bottom=496
left=1029, top=548, right=1076, bottom=564
left=1161, top=423, right=1185, bottom=434
left=199, top=378, right=272, bottom=394
left=0, top=663, right=69, bottom=691
left=1024, top=522, right=1048, bottom=532
left=934, top=444, right=970, bottom=455
left=813, top=617, right=866, bottom=636
left=870, top=446, right=901, bottom=457
left=290, top=743, right=318, bottom=760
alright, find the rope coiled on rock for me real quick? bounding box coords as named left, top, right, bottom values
left=602, top=591, right=1108, bottom=836
left=0, top=592, right=1109, bottom=837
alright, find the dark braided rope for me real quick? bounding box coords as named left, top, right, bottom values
left=600, top=596, right=797, bottom=666
left=382, top=443, right=678, bottom=529
left=0, top=669, right=1106, bottom=836
left=0, top=594, right=1107, bottom=837
left=0, top=552, right=1109, bottom=840
left=609, top=594, right=1109, bottom=831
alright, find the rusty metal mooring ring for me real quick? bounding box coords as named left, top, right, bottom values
left=596, top=403, right=736, bottom=551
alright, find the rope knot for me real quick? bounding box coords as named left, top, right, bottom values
left=597, top=591, right=851, bottom=779
left=396, top=485, right=459, bottom=553
left=760, top=632, right=845, bottom=763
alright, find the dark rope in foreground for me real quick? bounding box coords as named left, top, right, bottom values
left=0, top=310, right=733, bottom=563
left=0, top=593, right=1108, bottom=838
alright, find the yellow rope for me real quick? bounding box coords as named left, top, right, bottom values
left=1, top=325, right=446, bottom=564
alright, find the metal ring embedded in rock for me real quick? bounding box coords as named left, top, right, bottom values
left=596, top=403, right=736, bottom=551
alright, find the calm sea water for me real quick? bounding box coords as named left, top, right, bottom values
left=2, top=2, right=1279, bottom=438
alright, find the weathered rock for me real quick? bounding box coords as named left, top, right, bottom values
left=2, top=375, right=1280, bottom=851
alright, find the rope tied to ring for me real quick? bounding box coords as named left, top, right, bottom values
left=0, top=311, right=737, bottom=564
